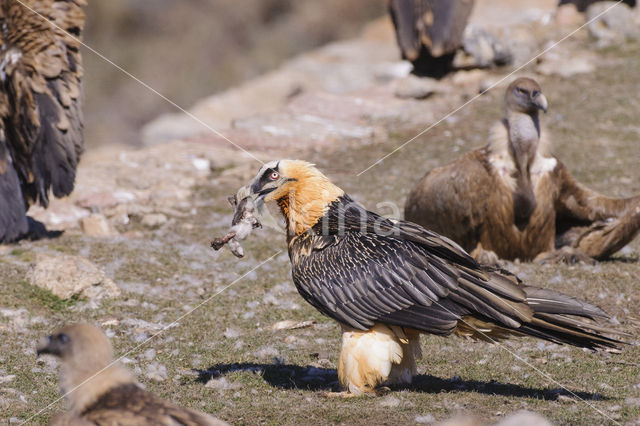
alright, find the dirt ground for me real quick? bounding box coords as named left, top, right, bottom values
left=2, top=8, right=640, bottom=426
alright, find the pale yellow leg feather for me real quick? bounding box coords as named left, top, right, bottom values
left=338, top=323, right=422, bottom=394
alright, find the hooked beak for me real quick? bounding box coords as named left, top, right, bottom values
left=533, top=93, right=548, bottom=113
left=36, top=335, right=56, bottom=356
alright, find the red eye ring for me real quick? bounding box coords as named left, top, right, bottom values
left=269, top=172, right=279, bottom=180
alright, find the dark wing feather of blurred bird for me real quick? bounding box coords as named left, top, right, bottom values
left=81, top=383, right=226, bottom=426
left=389, top=0, right=474, bottom=60
left=0, top=0, right=85, bottom=214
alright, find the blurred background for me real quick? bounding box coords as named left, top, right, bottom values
left=83, top=0, right=385, bottom=148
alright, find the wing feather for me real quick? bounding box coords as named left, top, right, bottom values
left=289, top=195, right=623, bottom=349
left=1, top=0, right=85, bottom=208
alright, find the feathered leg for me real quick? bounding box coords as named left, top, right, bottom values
left=337, top=323, right=419, bottom=395
left=387, top=328, right=421, bottom=386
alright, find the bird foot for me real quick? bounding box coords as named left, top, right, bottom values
left=535, top=247, right=596, bottom=265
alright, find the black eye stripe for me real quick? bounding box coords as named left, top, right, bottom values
left=258, top=167, right=279, bottom=186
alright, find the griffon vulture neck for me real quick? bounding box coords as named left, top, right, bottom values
left=60, top=359, right=135, bottom=414
left=276, top=163, right=344, bottom=237
left=488, top=110, right=552, bottom=229
left=505, top=109, right=541, bottom=180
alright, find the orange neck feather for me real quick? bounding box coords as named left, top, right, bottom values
left=276, top=162, right=344, bottom=236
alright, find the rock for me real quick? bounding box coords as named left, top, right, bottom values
left=394, top=75, right=442, bottom=99
left=142, top=349, right=156, bottom=361
left=437, top=416, right=481, bottom=426
left=76, top=191, right=134, bottom=210
left=415, top=414, right=436, bottom=424
left=455, top=27, right=512, bottom=69
left=587, top=2, right=638, bottom=46
left=478, top=76, right=505, bottom=94
left=556, top=3, right=584, bottom=28
left=378, top=395, right=400, bottom=408
left=537, top=46, right=595, bottom=77
left=254, top=346, right=279, bottom=360
left=27, top=201, right=89, bottom=231
left=450, top=69, right=488, bottom=88
left=141, top=213, right=168, bottom=229
left=81, top=214, right=116, bottom=237
left=626, top=397, right=640, bottom=407
left=223, top=327, right=242, bottom=338
left=495, top=410, right=553, bottom=426
left=0, top=374, right=16, bottom=384
left=232, top=112, right=377, bottom=143
left=498, top=25, right=539, bottom=68
left=145, top=362, right=168, bottom=381
left=27, top=253, right=120, bottom=301
left=205, top=376, right=242, bottom=391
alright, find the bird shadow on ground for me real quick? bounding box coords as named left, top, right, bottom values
left=196, top=362, right=608, bottom=401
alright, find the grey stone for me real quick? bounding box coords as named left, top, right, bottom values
left=27, top=253, right=120, bottom=301
left=141, top=213, right=168, bottom=229
left=145, top=362, right=168, bottom=382
left=394, top=75, right=442, bottom=99
left=414, top=414, right=436, bottom=424
left=587, top=2, right=638, bottom=45
left=81, top=213, right=116, bottom=237
left=456, top=27, right=513, bottom=69
left=495, top=410, right=553, bottom=426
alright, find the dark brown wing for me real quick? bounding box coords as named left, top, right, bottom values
left=83, top=384, right=228, bottom=426
left=389, top=0, right=474, bottom=60
left=404, top=148, right=493, bottom=252
left=291, top=195, right=622, bottom=350
left=0, top=137, right=29, bottom=241
left=49, top=412, right=93, bottom=425
left=0, top=0, right=85, bottom=210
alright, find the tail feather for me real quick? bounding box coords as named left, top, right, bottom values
left=520, top=316, right=622, bottom=351
left=456, top=285, right=625, bottom=351
left=523, top=286, right=609, bottom=320
left=518, top=287, right=625, bottom=350
left=535, top=313, right=628, bottom=337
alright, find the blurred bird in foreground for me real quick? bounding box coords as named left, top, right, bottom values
left=37, top=323, right=228, bottom=425
left=389, top=0, right=474, bottom=77
left=0, top=0, right=85, bottom=243
left=234, top=160, right=624, bottom=396
left=405, top=77, right=640, bottom=266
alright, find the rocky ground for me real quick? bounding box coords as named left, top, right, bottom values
left=2, top=1, right=640, bottom=424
